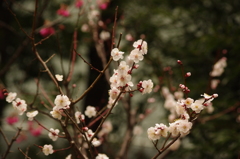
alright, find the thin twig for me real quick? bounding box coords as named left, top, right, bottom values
left=2, top=127, right=22, bottom=159
left=75, top=50, right=101, bottom=73
left=0, top=128, right=10, bottom=145
left=18, top=148, right=31, bottom=159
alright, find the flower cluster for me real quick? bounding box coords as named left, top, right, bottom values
left=108, top=39, right=153, bottom=108
left=50, top=94, right=71, bottom=120
left=148, top=86, right=218, bottom=141
left=5, top=92, right=28, bottom=116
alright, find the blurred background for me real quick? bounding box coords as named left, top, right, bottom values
left=1, top=0, right=240, bottom=158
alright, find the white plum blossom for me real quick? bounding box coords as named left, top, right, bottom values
left=55, top=74, right=63, bottom=81
left=154, top=123, right=169, bottom=137
left=177, top=120, right=193, bottom=136
left=117, top=61, right=130, bottom=74
left=129, top=49, right=144, bottom=63
left=12, top=98, right=27, bottom=115
left=26, top=110, right=38, bottom=121
left=109, top=87, right=120, bottom=100
left=191, top=100, right=204, bottom=113
left=42, top=144, right=54, bottom=156
left=6, top=92, right=17, bottom=103
left=54, top=95, right=71, bottom=109
left=116, top=72, right=132, bottom=87
left=210, top=57, right=227, bottom=77
left=147, top=127, right=161, bottom=141
left=168, top=122, right=179, bottom=137
left=175, top=100, right=186, bottom=116
left=133, top=39, right=148, bottom=54
left=86, top=129, right=94, bottom=140
left=75, top=111, right=85, bottom=124
left=141, top=79, right=154, bottom=94
left=184, top=98, right=194, bottom=108
left=50, top=106, right=62, bottom=120
left=96, top=153, right=109, bottom=159
left=85, top=106, right=97, bottom=118
left=111, top=48, right=124, bottom=61
left=92, top=138, right=101, bottom=147
left=48, top=128, right=60, bottom=141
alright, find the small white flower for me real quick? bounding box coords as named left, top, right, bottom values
left=86, top=129, right=94, bottom=140
left=12, top=98, right=27, bottom=115
left=95, top=153, right=109, bottom=159
left=191, top=100, right=204, bottom=113
left=154, top=123, right=169, bottom=138
left=48, top=128, right=60, bottom=141
left=55, top=74, right=63, bottom=81
left=133, top=39, right=148, bottom=54
left=54, top=95, right=71, bottom=109
left=75, top=111, right=85, bottom=124
left=184, top=98, right=194, bottom=108
left=6, top=92, right=17, bottom=103
left=111, top=48, right=124, bottom=61
left=129, top=49, right=144, bottom=63
left=141, top=79, right=153, bottom=94
left=42, top=144, right=54, bottom=156
left=177, top=120, right=192, bottom=136
left=92, top=138, right=101, bottom=147
left=147, top=127, right=161, bottom=141
left=50, top=106, right=62, bottom=120
left=26, top=110, right=38, bottom=121
left=85, top=106, right=97, bottom=118
left=109, top=87, right=120, bottom=100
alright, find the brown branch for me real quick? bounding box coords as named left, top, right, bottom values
left=18, top=147, right=31, bottom=159
left=75, top=50, right=101, bottom=73
left=0, top=38, right=29, bottom=76
left=3, top=0, right=32, bottom=39
left=200, top=102, right=240, bottom=123
left=152, top=134, right=181, bottom=159
left=0, top=128, right=10, bottom=145
left=2, top=127, right=22, bottom=159
left=66, top=29, right=78, bottom=83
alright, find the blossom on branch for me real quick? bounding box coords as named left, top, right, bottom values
left=48, top=128, right=60, bottom=141
left=54, top=95, right=71, bottom=110
left=42, top=144, right=54, bottom=156
left=111, top=48, right=124, bottom=61
left=26, top=110, right=38, bottom=121
left=6, top=92, right=17, bottom=103
left=12, top=98, right=27, bottom=115
left=85, top=106, right=97, bottom=118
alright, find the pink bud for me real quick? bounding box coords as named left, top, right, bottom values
left=177, top=60, right=183, bottom=65
left=82, top=127, right=88, bottom=131
left=185, top=72, right=191, bottom=77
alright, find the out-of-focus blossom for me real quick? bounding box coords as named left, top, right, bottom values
left=100, top=31, right=110, bottom=41
left=6, top=92, right=17, bottom=103
left=39, top=27, right=55, bottom=37
left=75, top=0, right=83, bottom=8
left=57, top=4, right=70, bottom=17
left=97, top=0, right=109, bottom=10
left=6, top=115, right=19, bottom=125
